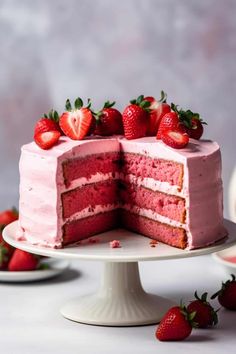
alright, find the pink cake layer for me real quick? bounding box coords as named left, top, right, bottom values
left=63, top=152, right=120, bottom=187
left=120, top=182, right=185, bottom=223
left=63, top=210, right=118, bottom=245
left=121, top=153, right=183, bottom=189
left=121, top=210, right=187, bottom=249
left=62, top=179, right=119, bottom=219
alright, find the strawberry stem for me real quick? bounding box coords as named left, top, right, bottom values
left=44, top=109, right=60, bottom=123
left=74, top=97, right=83, bottom=110
left=171, top=103, right=207, bottom=129
left=65, top=99, right=72, bottom=111
left=159, top=90, right=167, bottom=103
left=129, top=95, right=151, bottom=112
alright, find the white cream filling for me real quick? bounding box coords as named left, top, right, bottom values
left=63, top=203, right=186, bottom=230
left=122, top=204, right=186, bottom=229
left=61, top=172, right=120, bottom=192
left=63, top=204, right=120, bottom=225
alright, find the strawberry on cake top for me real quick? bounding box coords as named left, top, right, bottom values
left=17, top=92, right=227, bottom=249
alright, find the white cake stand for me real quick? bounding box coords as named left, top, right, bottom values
left=3, top=219, right=236, bottom=327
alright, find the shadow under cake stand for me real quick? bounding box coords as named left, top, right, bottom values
left=3, top=219, right=236, bottom=327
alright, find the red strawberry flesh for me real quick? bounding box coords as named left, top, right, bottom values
left=161, top=130, right=189, bottom=149
left=60, top=108, right=92, bottom=140
left=34, top=130, right=61, bottom=150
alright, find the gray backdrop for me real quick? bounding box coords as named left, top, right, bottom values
left=0, top=0, right=235, bottom=217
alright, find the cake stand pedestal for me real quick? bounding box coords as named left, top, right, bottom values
left=3, top=219, right=236, bottom=326
left=61, top=261, right=174, bottom=325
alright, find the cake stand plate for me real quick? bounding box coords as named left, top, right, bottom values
left=3, top=219, right=236, bottom=326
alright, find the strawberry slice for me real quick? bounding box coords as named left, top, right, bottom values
left=59, top=98, right=93, bottom=140
left=34, top=130, right=61, bottom=150
left=161, top=129, right=189, bottom=149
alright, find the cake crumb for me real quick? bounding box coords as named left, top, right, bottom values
left=88, top=237, right=100, bottom=244
left=110, top=240, right=121, bottom=248
left=149, top=239, right=158, bottom=245
left=150, top=244, right=156, bottom=248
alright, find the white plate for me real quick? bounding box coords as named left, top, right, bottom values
left=212, top=245, right=236, bottom=275
left=0, top=258, right=69, bottom=282
left=3, top=219, right=236, bottom=262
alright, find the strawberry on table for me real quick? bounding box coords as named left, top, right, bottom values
left=211, top=274, right=236, bottom=310
left=34, top=110, right=61, bottom=136
left=187, top=291, right=218, bottom=328
left=122, top=95, right=150, bottom=140
left=59, top=97, right=93, bottom=140
left=161, top=129, right=189, bottom=149
left=0, top=233, right=14, bottom=270
left=34, top=130, right=61, bottom=150
left=155, top=304, right=196, bottom=341
left=0, top=207, right=18, bottom=230
left=8, top=249, right=39, bottom=271
left=92, top=101, right=123, bottom=136
left=145, top=91, right=171, bottom=136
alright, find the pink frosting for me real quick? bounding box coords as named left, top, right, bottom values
left=18, top=136, right=227, bottom=249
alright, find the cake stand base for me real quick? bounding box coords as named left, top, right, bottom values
left=4, top=220, right=236, bottom=327
left=60, top=262, right=175, bottom=326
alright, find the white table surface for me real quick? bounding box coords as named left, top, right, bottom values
left=0, top=254, right=235, bottom=354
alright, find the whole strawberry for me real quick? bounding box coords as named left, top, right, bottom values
left=122, top=95, right=150, bottom=140
left=145, top=91, right=171, bottom=136
left=60, top=97, right=93, bottom=140
left=0, top=207, right=18, bottom=230
left=155, top=304, right=196, bottom=341
left=187, top=291, right=218, bottom=328
left=34, top=110, right=61, bottom=136
left=0, top=233, right=14, bottom=270
left=8, top=249, right=39, bottom=271
left=185, top=117, right=204, bottom=140
left=92, top=101, right=123, bottom=136
left=211, top=274, right=236, bottom=310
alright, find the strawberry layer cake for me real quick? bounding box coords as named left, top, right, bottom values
left=18, top=136, right=226, bottom=249
left=17, top=93, right=227, bottom=249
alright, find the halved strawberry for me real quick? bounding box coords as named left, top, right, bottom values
left=34, top=130, right=61, bottom=150
left=161, top=129, right=189, bottom=149
left=145, top=91, right=171, bottom=136
left=59, top=98, right=93, bottom=140
left=157, top=103, right=206, bottom=140
left=157, top=111, right=185, bottom=139
left=34, top=110, right=61, bottom=136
